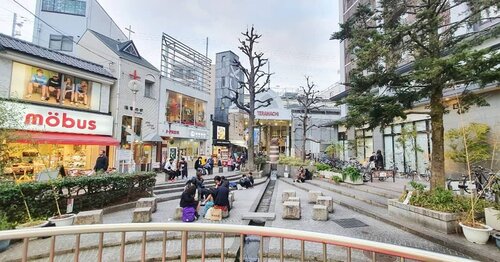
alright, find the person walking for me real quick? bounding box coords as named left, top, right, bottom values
left=94, top=150, right=108, bottom=173
left=375, top=150, right=384, bottom=170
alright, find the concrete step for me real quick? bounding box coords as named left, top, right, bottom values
left=154, top=176, right=242, bottom=195
left=154, top=173, right=242, bottom=190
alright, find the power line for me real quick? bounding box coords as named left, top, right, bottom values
left=11, top=0, right=115, bottom=65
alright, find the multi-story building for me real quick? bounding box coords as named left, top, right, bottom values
left=0, top=33, right=117, bottom=176
left=333, top=1, right=500, bottom=175
left=159, top=33, right=212, bottom=162
left=77, top=30, right=161, bottom=172
left=33, top=0, right=127, bottom=55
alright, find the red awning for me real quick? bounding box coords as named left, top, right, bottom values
left=13, top=131, right=120, bottom=146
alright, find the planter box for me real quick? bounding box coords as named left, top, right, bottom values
left=485, top=207, right=500, bottom=231
left=321, top=171, right=363, bottom=185
left=387, top=199, right=461, bottom=234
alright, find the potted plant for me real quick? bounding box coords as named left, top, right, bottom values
left=48, top=181, right=75, bottom=227
left=341, top=166, right=362, bottom=185
left=493, top=232, right=500, bottom=249
left=0, top=213, right=13, bottom=252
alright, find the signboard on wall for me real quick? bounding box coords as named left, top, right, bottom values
left=169, top=147, right=178, bottom=160
left=217, top=126, right=226, bottom=140
left=1, top=101, right=113, bottom=136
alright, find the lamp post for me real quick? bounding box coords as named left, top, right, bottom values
left=128, top=80, right=140, bottom=173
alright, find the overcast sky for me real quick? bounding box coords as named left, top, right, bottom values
left=0, top=0, right=341, bottom=92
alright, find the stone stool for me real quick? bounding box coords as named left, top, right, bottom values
left=308, top=191, right=323, bottom=204
left=313, top=205, right=328, bottom=221
left=316, top=196, right=334, bottom=213
left=74, top=210, right=103, bottom=225
left=282, top=190, right=296, bottom=203
left=136, top=197, right=157, bottom=213
left=287, top=197, right=301, bottom=207
left=174, top=207, right=183, bottom=220
left=133, top=207, right=152, bottom=223
left=282, top=201, right=301, bottom=219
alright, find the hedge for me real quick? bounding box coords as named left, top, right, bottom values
left=0, top=172, right=156, bottom=223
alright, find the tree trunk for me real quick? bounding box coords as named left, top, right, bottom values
left=429, top=87, right=445, bottom=189
left=301, top=114, right=308, bottom=161
left=247, top=114, right=255, bottom=171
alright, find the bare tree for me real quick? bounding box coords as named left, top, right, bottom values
left=225, top=26, right=272, bottom=170
left=294, top=76, right=322, bottom=161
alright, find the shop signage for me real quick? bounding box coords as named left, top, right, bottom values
left=160, top=123, right=208, bottom=140
left=3, top=102, right=113, bottom=136
left=255, top=108, right=291, bottom=120
left=167, top=130, right=180, bottom=135
left=257, top=111, right=279, bottom=117
left=190, top=129, right=208, bottom=139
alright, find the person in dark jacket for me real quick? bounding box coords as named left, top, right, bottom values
left=179, top=183, right=199, bottom=218
left=204, top=176, right=230, bottom=211
left=94, top=150, right=108, bottom=172
left=375, top=150, right=384, bottom=170
left=179, top=157, right=188, bottom=179
left=194, top=157, right=202, bottom=171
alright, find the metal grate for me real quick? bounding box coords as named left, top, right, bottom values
left=332, top=218, right=368, bottom=228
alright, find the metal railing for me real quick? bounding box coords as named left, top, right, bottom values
left=0, top=223, right=474, bottom=262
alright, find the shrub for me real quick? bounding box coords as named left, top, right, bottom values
left=341, top=166, right=361, bottom=182
left=0, top=172, right=156, bottom=223
left=0, top=212, right=13, bottom=230
left=315, top=163, right=332, bottom=171
left=332, top=176, right=343, bottom=184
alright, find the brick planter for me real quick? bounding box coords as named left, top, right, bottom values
left=387, top=199, right=461, bottom=234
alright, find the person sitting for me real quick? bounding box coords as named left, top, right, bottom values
left=203, top=176, right=230, bottom=213
left=187, top=169, right=208, bottom=201
left=239, top=174, right=252, bottom=189
left=73, top=80, right=89, bottom=106
left=26, top=68, right=47, bottom=99
left=248, top=172, right=254, bottom=186
left=294, top=168, right=306, bottom=183
left=164, top=158, right=177, bottom=181
left=220, top=176, right=230, bottom=189
left=180, top=183, right=200, bottom=219
left=43, top=74, right=61, bottom=102
left=304, top=169, right=312, bottom=180
left=62, top=77, right=75, bottom=104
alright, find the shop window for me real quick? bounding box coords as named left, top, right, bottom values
left=121, top=115, right=142, bottom=148
left=166, top=91, right=181, bottom=123
left=195, top=99, right=206, bottom=127
left=49, top=35, right=73, bottom=52
left=144, top=79, right=154, bottom=98
left=182, top=96, right=195, bottom=125
left=9, top=62, right=96, bottom=110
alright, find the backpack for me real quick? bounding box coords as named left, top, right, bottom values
left=182, top=207, right=196, bottom=222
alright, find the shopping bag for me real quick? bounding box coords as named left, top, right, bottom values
left=204, top=207, right=213, bottom=219
left=210, top=208, right=222, bottom=221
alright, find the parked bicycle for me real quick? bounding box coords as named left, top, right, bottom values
left=448, top=166, right=499, bottom=202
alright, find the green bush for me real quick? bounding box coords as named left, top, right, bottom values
left=0, top=212, right=13, bottom=230
left=278, top=155, right=308, bottom=166
left=0, top=172, right=156, bottom=223
left=315, top=163, right=332, bottom=171
left=341, top=166, right=361, bottom=182
left=332, top=176, right=343, bottom=184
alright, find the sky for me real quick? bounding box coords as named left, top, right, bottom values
left=0, top=0, right=341, bottom=92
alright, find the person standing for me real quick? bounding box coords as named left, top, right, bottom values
left=375, top=150, right=384, bottom=170
left=179, top=157, right=188, bottom=179
left=94, top=150, right=108, bottom=173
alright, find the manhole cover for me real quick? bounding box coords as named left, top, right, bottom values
left=332, top=218, right=368, bottom=228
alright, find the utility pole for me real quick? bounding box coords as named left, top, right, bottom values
left=205, top=37, right=209, bottom=57
left=125, top=25, right=135, bottom=40
left=11, top=13, right=17, bottom=37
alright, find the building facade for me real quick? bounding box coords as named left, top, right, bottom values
left=33, top=0, right=127, bottom=55
left=77, top=30, right=161, bottom=172
left=0, top=33, right=117, bottom=177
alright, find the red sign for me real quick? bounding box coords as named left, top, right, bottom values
left=167, top=130, right=179, bottom=135
left=257, top=111, right=279, bottom=116
left=25, top=112, right=97, bottom=130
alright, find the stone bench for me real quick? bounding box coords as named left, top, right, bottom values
left=313, top=205, right=328, bottom=221
left=136, top=197, right=157, bottom=213
left=133, top=207, right=152, bottom=223
left=308, top=191, right=323, bottom=204
left=282, top=201, right=301, bottom=219
left=174, top=207, right=183, bottom=220
left=74, top=210, right=103, bottom=225
left=282, top=190, right=296, bottom=203
left=287, top=197, right=301, bottom=207
left=316, top=196, right=334, bottom=213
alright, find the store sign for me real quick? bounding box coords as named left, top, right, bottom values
left=255, top=109, right=291, bottom=120
left=160, top=123, right=208, bottom=140
left=257, top=111, right=279, bottom=117
left=190, top=129, right=208, bottom=139
left=217, top=126, right=226, bottom=140
left=3, top=102, right=113, bottom=136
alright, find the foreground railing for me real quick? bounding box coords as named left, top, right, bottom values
left=0, top=223, right=473, bottom=262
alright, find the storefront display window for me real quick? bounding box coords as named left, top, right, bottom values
left=10, top=62, right=98, bottom=110
left=167, top=92, right=181, bottom=123
left=121, top=115, right=142, bottom=148
left=166, top=91, right=206, bottom=127
left=3, top=143, right=102, bottom=177
left=182, top=96, right=195, bottom=125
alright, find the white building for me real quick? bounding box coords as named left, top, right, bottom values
left=77, top=30, right=161, bottom=172
left=33, top=0, right=127, bottom=55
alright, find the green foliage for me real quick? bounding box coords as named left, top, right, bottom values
left=331, top=176, right=343, bottom=184
left=315, top=163, right=332, bottom=171
left=325, top=142, right=344, bottom=158
left=0, top=213, right=13, bottom=230
left=445, top=123, right=492, bottom=166
left=331, top=0, right=500, bottom=188
left=341, top=166, right=361, bottom=182
left=278, top=155, right=308, bottom=167
left=254, top=155, right=269, bottom=171
left=0, top=172, right=155, bottom=223
left=0, top=99, right=26, bottom=175
left=409, top=181, right=427, bottom=192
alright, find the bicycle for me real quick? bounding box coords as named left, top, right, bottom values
left=418, top=166, right=431, bottom=182
left=397, top=163, right=417, bottom=180
left=455, top=166, right=499, bottom=202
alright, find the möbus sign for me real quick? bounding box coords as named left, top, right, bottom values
left=3, top=102, right=113, bottom=136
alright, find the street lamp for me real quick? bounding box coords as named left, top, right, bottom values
left=128, top=80, right=141, bottom=173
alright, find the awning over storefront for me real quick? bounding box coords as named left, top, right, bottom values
left=142, top=133, right=163, bottom=142
left=230, top=140, right=248, bottom=148
left=13, top=131, right=120, bottom=146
